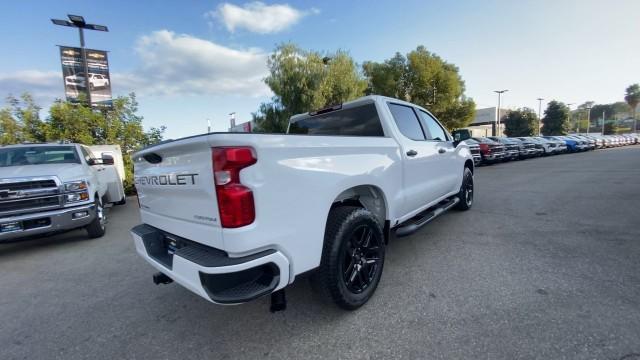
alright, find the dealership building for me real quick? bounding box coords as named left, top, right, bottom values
left=466, top=107, right=510, bottom=137
left=229, top=119, right=255, bottom=132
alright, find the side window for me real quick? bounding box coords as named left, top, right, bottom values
left=419, top=111, right=448, bottom=141
left=388, top=103, right=425, bottom=141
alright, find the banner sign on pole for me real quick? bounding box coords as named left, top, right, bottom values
left=59, top=46, right=112, bottom=107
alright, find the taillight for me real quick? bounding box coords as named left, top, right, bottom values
left=212, top=147, right=257, bottom=228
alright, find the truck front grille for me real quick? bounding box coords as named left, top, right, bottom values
left=0, top=180, right=57, bottom=192
left=0, top=178, right=62, bottom=216
left=0, top=196, right=61, bottom=213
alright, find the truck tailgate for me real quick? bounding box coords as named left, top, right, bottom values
left=134, top=136, right=223, bottom=249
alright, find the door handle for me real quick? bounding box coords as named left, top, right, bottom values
left=438, top=148, right=446, bottom=154
left=406, top=150, right=418, bottom=157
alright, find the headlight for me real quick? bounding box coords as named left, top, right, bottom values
left=64, top=180, right=90, bottom=203
left=65, top=191, right=89, bottom=203
left=65, top=180, right=88, bottom=192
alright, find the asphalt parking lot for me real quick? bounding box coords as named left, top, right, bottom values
left=2, top=146, right=640, bottom=360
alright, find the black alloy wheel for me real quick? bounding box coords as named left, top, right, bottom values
left=455, top=167, right=473, bottom=211
left=311, top=206, right=386, bottom=310
left=341, top=224, right=383, bottom=294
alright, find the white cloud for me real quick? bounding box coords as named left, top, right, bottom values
left=0, top=70, right=62, bottom=104
left=120, top=30, right=270, bottom=97
left=0, top=30, right=272, bottom=104
left=211, top=2, right=319, bottom=34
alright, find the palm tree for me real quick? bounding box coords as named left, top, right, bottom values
left=624, top=84, right=640, bottom=133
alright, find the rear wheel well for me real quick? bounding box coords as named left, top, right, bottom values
left=330, top=185, right=389, bottom=243
left=464, top=159, right=474, bottom=173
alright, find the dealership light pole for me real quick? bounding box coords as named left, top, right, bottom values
left=51, top=14, right=108, bottom=106
left=567, top=103, right=575, bottom=133
left=229, top=112, right=236, bottom=130
left=586, top=106, right=592, bottom=135
left=494, top=90, right=508, bottom=136
left=536, top=98, right=544, bottom=135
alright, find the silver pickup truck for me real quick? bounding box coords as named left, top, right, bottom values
left=0, top=143, right=125, bottom=242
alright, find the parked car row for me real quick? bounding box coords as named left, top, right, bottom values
left=465, top=134, right=638, bottom=165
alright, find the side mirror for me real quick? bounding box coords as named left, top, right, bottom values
left=452, top=129, right=471, bottom=146
left=101, top=154, right=114, bottom=165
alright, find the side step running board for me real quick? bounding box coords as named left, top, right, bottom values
left=394, top=197, right=460, bottom=238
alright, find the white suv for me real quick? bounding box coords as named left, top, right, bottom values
left=64, top=73, right=110, bottom=90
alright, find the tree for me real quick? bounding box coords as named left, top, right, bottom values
left=575, top=101, right=595, bottom=133
left=47, top=99, right=103, bottom=145
left=257, top=43, right=367, bottom=132
left=362, top=52, right=408, bottom=99
left=363, top=46, right=476, bottom=130
left=503, top=108, right=538, bottom=137
left=541, top=101, right=570, bottom=135
left=0, top=107, right=21, bottom=145
left=265, top=43, right=325, bottom=117
left=252, top=101, right=289, bottom=133
left=603, top=122, right=618, bottom=135
left=316, top=51, right=367, bottom=109
left=625, top=83, right=640, bottom=131
left=8, top=93, right=46, bottom=142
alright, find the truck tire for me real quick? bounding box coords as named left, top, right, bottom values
left=85, top=197, right=106, bottom=238
left=114, top=196, right=126, bottom=205
left=311, top=206, right=385, bottom=310
left=455, top=167, right=474, bottom=211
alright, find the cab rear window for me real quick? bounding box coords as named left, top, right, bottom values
left=288, top=103, right=384, bottom=136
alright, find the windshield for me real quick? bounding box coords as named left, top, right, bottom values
left=0, top=146, right=80, bottom=167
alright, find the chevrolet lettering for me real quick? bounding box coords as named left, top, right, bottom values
left=134, top=174, right=198, bottom=186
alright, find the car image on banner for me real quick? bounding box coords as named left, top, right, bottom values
left=59, top=46, right=112, bottom=107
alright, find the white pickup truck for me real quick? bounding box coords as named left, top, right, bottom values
left=131, top=95, right=475, bottom=310
left=0, top=143, right=125, bottom=241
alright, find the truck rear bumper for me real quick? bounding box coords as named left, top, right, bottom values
left=0, top=204, right=95, bottom=242
left=131, top=224, right=290, bottom=305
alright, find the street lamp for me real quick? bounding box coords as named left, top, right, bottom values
left=585, top=106, right=592, bottom=135
left=537, top=98, right=544, bottom=135
left=494, top=90, right=508, bottom=136
left=567, top=103, right=575, bottom=133
left=51, top=14, right=108, bottom=106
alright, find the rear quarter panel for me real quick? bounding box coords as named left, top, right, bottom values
left=204, top=133, right=403, bottom=279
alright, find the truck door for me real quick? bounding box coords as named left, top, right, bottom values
left=416, top=110, right=460, bottom=196
left=387, top=103, right=452, bottom=218
left=80, top=146, right=107, bottom=198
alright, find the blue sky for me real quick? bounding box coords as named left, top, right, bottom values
left=0, top=0, right=638, bottom=139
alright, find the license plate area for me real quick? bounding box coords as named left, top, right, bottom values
left=138, top=228, right=189, bottom=270
left=164, top=235, right=181, bottom=255
left=1, top=221, right=22, bottom=233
